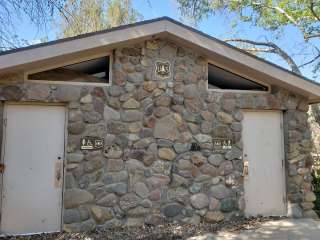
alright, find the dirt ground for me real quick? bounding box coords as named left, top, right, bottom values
left=1, top=217, right=284, bottom=240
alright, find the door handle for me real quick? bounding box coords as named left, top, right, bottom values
left=0, top=163, right=4, bottom=173
left=243, top=160, right=249, bottom=177
left=54, top=161, right=63, bottom=188
left=56, top=167, right=61, bottom=181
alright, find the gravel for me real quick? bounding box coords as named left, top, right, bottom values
left=2, top=217, right=286, bottom=240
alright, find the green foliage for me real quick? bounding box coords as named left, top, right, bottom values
left=312, top=170, right=320, bottom=215
left=58, top=0, right=142, bottom=38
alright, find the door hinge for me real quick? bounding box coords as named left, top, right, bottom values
left=3, top=118, right=7, bottom=126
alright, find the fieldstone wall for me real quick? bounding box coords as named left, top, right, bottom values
left=0, top=101, right=3, bottom=158
left=0, top=39, right=317, bottom=231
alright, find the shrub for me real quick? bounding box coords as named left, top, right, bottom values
left=312, top=171, right=320, bottom=216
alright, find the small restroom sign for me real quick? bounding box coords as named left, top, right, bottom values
left=80, top=136, right=104, bottom=150
left=213, top=138, right=232, bottom=152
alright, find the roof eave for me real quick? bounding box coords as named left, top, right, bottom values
left=0, top=17, right=320, bottom=103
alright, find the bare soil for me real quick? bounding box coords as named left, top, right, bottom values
left=1, top=217, right=285, bottom=240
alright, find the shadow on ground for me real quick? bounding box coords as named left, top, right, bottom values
left=1, top=218, right=319, bottom=240
left=188, top=219, right=320, bottom=240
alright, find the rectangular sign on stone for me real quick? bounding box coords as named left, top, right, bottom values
left=155, top=60, right=171, bottom=79
left=80, top=136, right=104, bottom=150
left=213, top=138, right=232, bottom=152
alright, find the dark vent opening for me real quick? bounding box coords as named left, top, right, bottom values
left=208, top=63, right=268, bottom=91
left=28, top=56, right=110, bottom=84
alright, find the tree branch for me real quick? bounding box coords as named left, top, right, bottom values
left=252, top=2, right=299, bottom=26
left=48, top=0, right=71, bottom=24
left=225, top=38, right=301, bottom=74
left=252, top=1, right=319, bottom=40
left=299, top=54, right=320, bottom=68
left=306, top=33, right=320, bottom=40
left=243, top=48, right=274, bottom=53
left=298, top=46, right=320, bottom=68
left=272, top=6, right=300, bottom=26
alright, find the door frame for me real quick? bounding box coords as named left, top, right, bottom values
left=242, top=109, right=287, bottom=216
left=0, top=101, right=68, bottom=233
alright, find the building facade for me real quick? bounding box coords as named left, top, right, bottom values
left=0, top=18, right=319, bottom=234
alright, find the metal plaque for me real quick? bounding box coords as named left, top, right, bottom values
left=155, top=60, right=171, bottom=78
left=213, top=138, right=232, bottom=152
left=80, top=136, right=104, bottom=150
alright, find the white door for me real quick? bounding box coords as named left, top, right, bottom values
left=1, top=104, right=65, bottom=235
left=242, top=111, right=286, bottom=217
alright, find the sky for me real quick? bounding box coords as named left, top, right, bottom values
left=11, top=0, right=319, bottom=81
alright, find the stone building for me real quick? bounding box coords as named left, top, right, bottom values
left=0, top=17, right=319, bottom=235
